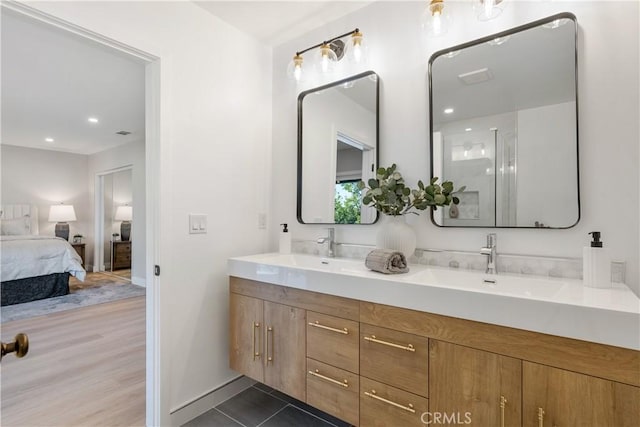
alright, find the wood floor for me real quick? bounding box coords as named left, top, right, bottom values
left=1, top=296, right=145, bottom=426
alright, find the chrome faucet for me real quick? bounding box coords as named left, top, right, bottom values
left=480, top=233, right=497, bottom=274
left=317, top=228, right=335, bottom=258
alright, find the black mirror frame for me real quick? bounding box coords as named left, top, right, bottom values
left=296, top=70, right=380, bottom=225
left=427, top=12, right=580, bottom=229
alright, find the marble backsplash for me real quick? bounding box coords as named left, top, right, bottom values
left=293, top=240, right=626, bottom=284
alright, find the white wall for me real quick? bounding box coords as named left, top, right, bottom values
left=0, top=144, right=91, bottom=239
left=24, top=1, right=273, bottom=423
left=517, top=102, right=578, bottom=227
left=88, top=140, right=145, bottom=284
left=271, top=1, right=639, bottom=294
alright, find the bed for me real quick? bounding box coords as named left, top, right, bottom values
left=1, top=205, right=86, bottom=306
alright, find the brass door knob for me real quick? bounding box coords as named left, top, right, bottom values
left=1, top=333, right=29, bottom=362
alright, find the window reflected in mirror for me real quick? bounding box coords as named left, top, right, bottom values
left=298, top=71, right=379, bottom=224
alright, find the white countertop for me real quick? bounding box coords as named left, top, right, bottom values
left=228, top=252, right=640, bottom=350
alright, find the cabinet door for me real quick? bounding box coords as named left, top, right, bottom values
left=523, top=362, right=640, bottom=427
left=229, top=293, right=264, bottom=382
left=264, top=301, right=306, bottom=401
left=429, top=340, right=522, bottom=427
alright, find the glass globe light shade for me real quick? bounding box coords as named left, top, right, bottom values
left=474, top=0, right=504, bottom=22
left=421, top=0, right=451, bottom=37
left=286, top=54, right=305, bottom=82
left=345, top=30, right=369, bottom=65
left=314, top=43, right=338, bottom=74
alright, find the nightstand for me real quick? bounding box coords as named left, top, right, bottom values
left=112, top=241, right=132, bottom=270
left=71, top=243, right=86, bottom=267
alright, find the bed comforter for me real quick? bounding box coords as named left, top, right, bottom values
left=0, top=235, right=86, bottom=282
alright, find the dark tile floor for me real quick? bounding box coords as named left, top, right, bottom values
left=183, top=383, right=351, bottom=427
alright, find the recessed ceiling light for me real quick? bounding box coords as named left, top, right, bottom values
left=465, top=128, right=472, bottom=132
left=88, top=117, right=99, bottom=123
left=444, top=108, right=454, bottom=114
left=45, top=137, right=54, bottom=143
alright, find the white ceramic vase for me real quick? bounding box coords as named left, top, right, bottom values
left=375, top=215, right=416, bottom=257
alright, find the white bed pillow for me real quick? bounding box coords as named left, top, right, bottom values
left=0, top=217, right=30, bottom=235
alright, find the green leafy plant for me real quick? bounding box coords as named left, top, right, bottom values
left=334, top=182, right=362, bottom=224
left=358, top=164, right=465, bottom=216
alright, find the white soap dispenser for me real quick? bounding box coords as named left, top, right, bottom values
left=279, top=223, right=291, bottom=254
left=583, top=231, right=611, bottom=288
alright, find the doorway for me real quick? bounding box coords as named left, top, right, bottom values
left=0, top=2, right=160, bottom=425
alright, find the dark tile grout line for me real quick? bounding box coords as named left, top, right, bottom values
left=255, top=404, right=290, bottom=427
left=213, top=408, right=248, bottom=427
left=214, top=384, right=343, bottom=427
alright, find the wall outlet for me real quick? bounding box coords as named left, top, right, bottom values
left=258, top=213, right=267, bottom=229
left=189, top=214, right=207, bottom=234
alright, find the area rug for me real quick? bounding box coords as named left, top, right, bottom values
left=1, top=283, right=146, bottom=323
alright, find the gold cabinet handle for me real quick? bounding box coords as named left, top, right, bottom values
left=252, top=322, right=261, bottom=361
left=0, top=333, right=29, bottom=362
left=364, top=335, right=415, bottom=352
left=538, top=407, right=545, bottom=427
left=266, top=326, right=274, bottom=363
left=308, top=369, right=349, bottom=388
left=500, top=396, right=507, bottom=427
left=308, top=321, right=348, bottom=335
left=364, top=390, right=415, bottom=413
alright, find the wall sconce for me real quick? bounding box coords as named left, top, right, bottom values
left=48, top=203, right=76, bottom=241
left=115, top=205, right=133, bottom=242
left=286, top=28, right=366, bottom=82
left=422, top=0, right=451, bottom=37
left=474, top=0, right=504, bottom=21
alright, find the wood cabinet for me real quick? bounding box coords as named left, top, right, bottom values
left=71, top=243, right=85, bottom=267
left=229, top=293, right=306, bottom=401
left=523, top=362, right=640, bottom=427
left=229, top=277, right=640, bottom=427
left=429, top=340, right=522, bottom=426
left=112, top=241, right=131, bottom=270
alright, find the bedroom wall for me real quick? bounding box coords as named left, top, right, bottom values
left=88, top=139, right=145, bottom=285
left=0, top=144, right=91, bottom=240
left=26, top=1, right=272, bottom=424
left=270, top=1, right=640, bottom=295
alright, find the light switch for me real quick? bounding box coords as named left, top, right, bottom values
left=189, top=214, right=207, bottom=234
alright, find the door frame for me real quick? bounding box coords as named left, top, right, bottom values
left=1, top=2, right=163, bottom=424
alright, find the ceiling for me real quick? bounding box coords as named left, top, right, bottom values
left=1, top=10, right=146, bottom=156
left=195, top=1, right=374, bottom=46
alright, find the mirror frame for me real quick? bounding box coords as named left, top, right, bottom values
left=296, top=70, right=380, bottom=225
left=428, top=12, right=580, bottom=229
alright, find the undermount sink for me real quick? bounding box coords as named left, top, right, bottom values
left=228, top=252, right=640, bottom=350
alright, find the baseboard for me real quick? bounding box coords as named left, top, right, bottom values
left=131, top=276, right=146, bottom=287
left=169, top=375, right=255, bottom=426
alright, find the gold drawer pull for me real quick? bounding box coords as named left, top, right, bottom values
left=308, top=369, right=348, bottom=388
left=364, top=390, right=415, bottom=413
left=500, top=396, right=507, bottom=427
left=308, top=321, right=348, bottom=335
left=364, top=335, right=415, bottom=352
left=266, top=326, right=274, bottom=363
left=252, top=322, right=261, bottom=360
left=538, top=407, right=545, bottom=427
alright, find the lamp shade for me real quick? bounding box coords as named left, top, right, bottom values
left=48, top=204, right=76, bottom=222
left=115, top=205, right=133, bottom=221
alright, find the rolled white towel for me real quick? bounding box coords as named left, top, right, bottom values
left=365, top=249, right=409, bottom=274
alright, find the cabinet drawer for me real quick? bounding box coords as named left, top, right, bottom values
left=307, top=311, right=359, bottom=373
left=360, top=323, right=428, bottom=397
left=115, top=243, right=131, bottom=255
left=360, top=376, right=428, bottom=427
left=306, top=358, right=359, bottom=426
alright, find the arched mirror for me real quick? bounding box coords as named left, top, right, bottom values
left=429, top=13, right=579, bottom=228
left=297, top=71, right=379, bottom=224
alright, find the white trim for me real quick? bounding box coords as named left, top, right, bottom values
left=131, top=276, right=146, bottom=287
left=1, top=4, right=163, bottom=426
left=169, top=376, right=255, bottom=426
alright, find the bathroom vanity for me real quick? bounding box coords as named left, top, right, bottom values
left=228, top=253, right=639, bottom=426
